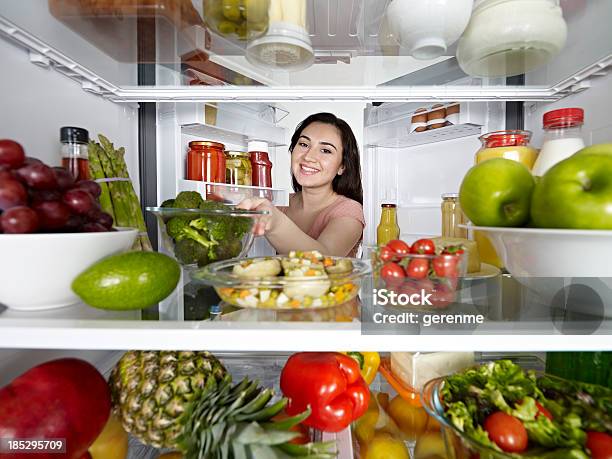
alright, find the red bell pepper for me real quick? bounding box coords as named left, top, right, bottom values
left=280, top=352, right=370, bottom=433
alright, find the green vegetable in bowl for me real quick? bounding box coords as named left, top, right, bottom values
left=163, top=192, right=251, bottom=267
left=173, top=191, right=203, bottom=209
left=440, top=360, right=612, bottom=458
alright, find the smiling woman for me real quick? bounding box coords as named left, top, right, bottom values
left=237, top=113, right=365, bottom=257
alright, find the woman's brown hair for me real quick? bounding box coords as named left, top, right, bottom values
left=289, top=112, right=363, bottom=205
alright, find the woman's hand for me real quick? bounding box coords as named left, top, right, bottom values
left=236, top=197, right=278, bottom=236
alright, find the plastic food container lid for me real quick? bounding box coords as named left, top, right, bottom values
left=481, top=130, right=532, bottom=148
left=248, top=140, right=269, bottom=153
left=543, top=107, right=584, bottom=129
left=246, top=21, right=314, bottom=72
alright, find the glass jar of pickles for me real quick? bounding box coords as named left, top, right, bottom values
left=203, top=0, right=270, bottom=41
left=225, top=150, right=252, bottom=186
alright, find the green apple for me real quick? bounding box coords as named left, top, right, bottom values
left=575, top=143, right=612, bottom=156
left=459, top=158, right=535, bottom=227
left=531, top=153, right=612, bottom=229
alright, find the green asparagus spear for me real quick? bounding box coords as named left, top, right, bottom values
left=87, top=141, right=115, bottom=223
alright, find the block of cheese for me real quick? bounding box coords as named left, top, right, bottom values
left=432, top=237, right=480, bottom=273
left=390, top=352, right=475, bottom=391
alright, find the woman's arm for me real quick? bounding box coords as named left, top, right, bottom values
left=237, top=198, right=362, bottom=256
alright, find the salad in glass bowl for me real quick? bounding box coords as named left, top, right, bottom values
left=191, top=250, right=370, bottom=310
left=422, top=360, right=612, bottom=459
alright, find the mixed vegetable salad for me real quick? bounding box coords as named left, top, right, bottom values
left=203, top=250, right=363, bottom=309
left=440, top=360, right=612, bottom=458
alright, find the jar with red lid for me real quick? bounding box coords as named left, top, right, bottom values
left=248, top=140, right=272, bottom=188
left=475, top=130, right=538, bottom=170
left=531, top=108, right=585, bottom=176
left=186, top=141, right=226, bottom=183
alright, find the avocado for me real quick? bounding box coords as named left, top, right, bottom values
left=72, top=252, right=180, bottom=310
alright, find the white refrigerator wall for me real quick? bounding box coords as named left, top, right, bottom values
left=0, top=38, right=139, bottom=186
left=525, top=72, right=612, bottom=148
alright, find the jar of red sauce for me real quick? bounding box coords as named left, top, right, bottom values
left=186, top=141, right=226, bottom=183
left=248, top=140, right=272, bottom=188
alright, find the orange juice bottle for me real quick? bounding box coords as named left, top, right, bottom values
left=474, top=130, right=538, bottom=268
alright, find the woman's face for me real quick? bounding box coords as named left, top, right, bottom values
left=291, top=122, right=344, bottom=190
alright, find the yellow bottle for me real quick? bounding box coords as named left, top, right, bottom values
left=377, top=204, right=400, bottom=246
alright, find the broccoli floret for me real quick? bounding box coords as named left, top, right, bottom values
left=199, top=199, right=227, bottom=211
left=174, top=238, right=209, bottom=265
left=166, top=216, right=193, bottom=240
left=174, top=191, right=204, bottom=209
left=160, top=198, right=175, bottom=208
left=214, top=238, right=243, bottom=260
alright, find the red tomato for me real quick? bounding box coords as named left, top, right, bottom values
left=411, top=238, right=435, bottom=255
left=484, top=412, right=528, bottom=453
left=535, top=401, right=553, bottom=420
left=406, top=258, right=429, bottom=279
left=379, top=246, right=395, bottom=263
left=381, top=262, right=405, bottom=283
left=386, top=239, right=411, bottom=257
left=586, top=431, right=612, bottom=459
left=432, top=255, right=459, bottom=278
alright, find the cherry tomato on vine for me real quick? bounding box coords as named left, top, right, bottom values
left=411, top=238, right=435, bottom=255
left=432, top=255, right=459, bottom=278
left=379, top=246, right=395, bottom=263
left=386, top=239, right=411, bottom=257
left=381, top=262, right=405, bottom=284
left=406, top=258, right=429, bottom=279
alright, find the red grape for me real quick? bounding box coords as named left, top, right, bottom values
left=23, top=157, right=42, bottom=165
left=81, top=222, right=107, bottom=232
left=0, top=179, right=28, bottom=210
left=75, top=180, right=101, bottom=198
left=96, top=211, right=113, bottom=229
left=0, top=166, right=16, bottom=181
left=15, top=163, right=58, bottom=190
left=30, top=189, right=62, bottom=204
left=53, top=167, right=76, bottom=190
left=32, top=200, right=71, bottom=230
left=0, top=206, right=39, bottom=233
left=86, top=208, right=114, bottom=228
left=0, top=140, right=25, bottom=169
left=64, top=214, right=86, bottom=232
left=62, top=188, right=96, bottom=215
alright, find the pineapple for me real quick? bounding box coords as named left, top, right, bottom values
left=109, top=351, right=337, bottom=458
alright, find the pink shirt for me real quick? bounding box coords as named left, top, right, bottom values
left=280, top=194, right=365, bottom=257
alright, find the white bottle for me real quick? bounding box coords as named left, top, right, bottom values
left=532, top=108, right=585, bottom=176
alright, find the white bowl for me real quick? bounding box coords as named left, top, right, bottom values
left=0, top=228, right=138, bottom=311
left=386, top=0, right=473, bottom=60
left=469, top=225, right=612, bottom=312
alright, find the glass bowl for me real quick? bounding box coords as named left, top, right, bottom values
left=421, top=368, right=611, bottom=459
left=370, top=247, right=467, bottom=310
left=190, top=254, right=371, bottom=310
left=146, top=206, right=267, bottom=268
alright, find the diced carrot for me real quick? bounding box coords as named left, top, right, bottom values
left=239, top=290, right=250, bottom=299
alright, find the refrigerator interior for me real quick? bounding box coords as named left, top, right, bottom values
left=0, top=348, right=558, bottom=459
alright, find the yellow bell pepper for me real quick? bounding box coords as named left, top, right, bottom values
left=342, top=352, right=380, bottom=385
